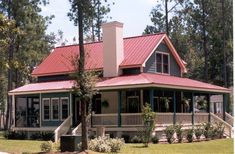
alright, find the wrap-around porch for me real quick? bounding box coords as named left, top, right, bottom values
left=91, top=88, right=229, bottom=127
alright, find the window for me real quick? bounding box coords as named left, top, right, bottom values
left=42, top=98, right=50, bottom=121
left=61, top=97, right=69, bottom=120
left=156, top=52, right=169, bottom=74
left=51, top=98, right=59, bottom=120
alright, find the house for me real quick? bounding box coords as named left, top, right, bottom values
left=9, top=21, right=233, bottom=141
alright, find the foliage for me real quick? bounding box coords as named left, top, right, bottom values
left=174, top=123, right=183, bottom=143
left=130, top=135, right=142, bottom=143
left=144, top=0, right=233, bottom=88
left=194, top=125, right=203, bottom=140
left=203, top=123, right=213, bottom=139
left=4, top=131, right=26, bottom=140
left=101, top=100, right=109, bottom=108
left=40, top=141, right=53, bottom=152
left=88, top=136, right=124, bottom=153
left=151, top=135, right=159, bottom=144
left=121, top=134, right=130, bottom=143
left=186, top=129, right=194, bottom=143
left=164, top=125, right=175, bottom=144
left=30, top=131, right=54, bottom=141
left=215, top=122, right=225, bottom=139
left=141, top=103, right=156, bottom=147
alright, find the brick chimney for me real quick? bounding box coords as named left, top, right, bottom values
left=102, top=21, right=124, bottom=77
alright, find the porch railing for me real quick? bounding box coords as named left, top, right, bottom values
left=211, top=112, right=233, bottom=138
left=194, top=113, right=209, bottom=124
left=92, top=113, right=118, bottom=127
left=72, top=114, right=91, bottom=135
left=121, top=113, right=143, bottom=126
left=225, top=112, right=234, bottom=126
left=54, top=115, right=72, bottom=142
left=91, top=112, right=211, bottom=127
left=175, top=113, right=192, bottom=124
left=155, top=113, right=173, bottom=125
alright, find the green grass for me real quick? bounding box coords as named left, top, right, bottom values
left=0, top=138, right=44, bottom=153
left=119, top=139, right=234, bottom=154
left=0, top=130, right=233, bottom=154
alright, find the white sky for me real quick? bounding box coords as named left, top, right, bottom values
left=40, top=0, right=158, bottom=44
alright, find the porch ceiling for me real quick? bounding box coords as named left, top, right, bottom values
left=96, top=73, right=230, bottom=94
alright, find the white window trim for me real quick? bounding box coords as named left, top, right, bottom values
left=51, top=98, right=60, bottom=121
left=42, top=98, right=50, bottom=121
left=155, top=51, right=170, bottom=75
left=60, top=97, right=69, bottom=120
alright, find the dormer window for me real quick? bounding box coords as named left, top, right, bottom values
left=156, top=52, right=169, bottom=74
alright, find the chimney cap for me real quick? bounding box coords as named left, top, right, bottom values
left=101, top=21, right=123, bottom=28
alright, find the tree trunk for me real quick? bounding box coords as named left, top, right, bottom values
left=97, top=0, right=101, bottom=41
left=78, top=1, right=88, bottom=150
left=202, top=0, right=208, bottom=82
left=165, top=0, right=169, bottom=35
left=221, top=0, right=227, bottom=87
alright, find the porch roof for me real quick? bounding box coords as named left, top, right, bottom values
left=9, top=73, right=230, bottom=95
left=9, top=80, right=74, bottom=95
left=96, top=73, right=230, bottom=93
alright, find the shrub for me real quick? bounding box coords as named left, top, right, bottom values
left=130, top=135, right=142, bottom=143
left=4, top=131, right=26, bottom=140
left=151, top=135, right=159, bottom=144
left=108, top=138, right=125, bottom=152
left=215, top=122, right=225, bottom=139
left=40, top=141, right=53, bottom=152
left=88, top=136, right=124, bottom=153
left=203, top=123, right=213, bottom=139
left=121, top=134, right=130, bottom=143
left=30, top=132, right=42, bottom=140
left=164, top=125, right=175, bottom=144
left=174, top=124, right=183, bottom=143
left=141, top=103, right=156, bottom=147
left=194, top=126, right=203, bottom=141
left=186, top=129, right=194, bottom=143
left=41, top=131, right=54, bottom=141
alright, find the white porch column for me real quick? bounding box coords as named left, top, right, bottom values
left=12, top=94, right=15, bottom=127
left=39, top=93, right=42, bottom=127
left=70, top=93, right=72, bottom=125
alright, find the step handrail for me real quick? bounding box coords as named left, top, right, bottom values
left=72, top=114, right=91, bottom=135
left=210, top=112, right=233, bottom=138
left=54, top=115, right=72, bottom=142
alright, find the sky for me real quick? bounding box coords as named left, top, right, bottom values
left=40, top=0, right=159, bottom=44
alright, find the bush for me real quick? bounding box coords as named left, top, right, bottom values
left=131, top=135, right=142, bottom=143
left=151, top=135, right=159, bottom=144
left=164, top=125, right=175, bottom=144
left=186, top=129, right=194, bottom=143
left=121, top=134, right=130, bottom=143
left=194, top=126, right=203, bottom=141
left=40, top=141, right=53, bottom=152
left=203, top=123, right=213, bottom=139
left=4, top=131, right=26, bottom=140
left=215, top=122, right=225, bottom=139
left=174, top=124, right=183, bottom=143
left=141, top=103, right=156, bottom=147
left=30, top=132, right=42, bottom=140
left=41, top=132, right=54, bottom=141
left=88, top=136, right=124, bottom=153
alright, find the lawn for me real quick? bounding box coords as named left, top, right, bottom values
left=119, top=139, right=234, bottom=154
left=0, top=131, right=233, bottom=154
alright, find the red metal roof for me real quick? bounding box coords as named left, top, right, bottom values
left=10, top=73, right=230, bottom=95
left=96, top=73, right=230, bottom=93
left=32, top=33, right=170, bottom=76
left=9, top=80, right=74, bottom=94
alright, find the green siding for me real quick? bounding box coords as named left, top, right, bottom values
left=41, top=92, right=71, bottom=127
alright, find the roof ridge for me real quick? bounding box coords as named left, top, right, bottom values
left=55, top=32, right=166, bottom=49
